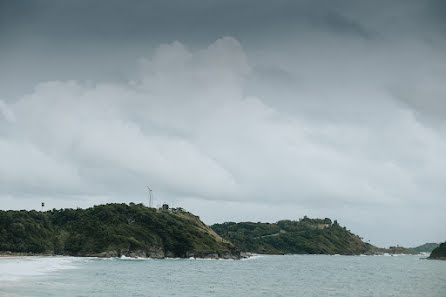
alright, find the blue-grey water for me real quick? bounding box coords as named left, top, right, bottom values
left=1, top=255, right=445, bottom=297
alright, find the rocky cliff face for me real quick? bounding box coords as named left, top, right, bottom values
left=88, top=246, right=243, bottom=259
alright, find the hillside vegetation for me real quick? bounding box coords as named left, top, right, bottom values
left=410, top=243, right=439, bottom=254
left=211, top=217, right=372, bottom=255
left=0, top=203, right=240, bottom=259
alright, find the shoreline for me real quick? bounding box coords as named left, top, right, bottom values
left=0, top=252, right=427, bottom=259
left=427, top=257, right=446, bottom=260
left=0, top=251, right=253, bottom=260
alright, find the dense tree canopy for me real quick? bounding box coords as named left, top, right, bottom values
left=0, top=203, right=235, bottom=257
left=211, top=217, right=372, bottom=255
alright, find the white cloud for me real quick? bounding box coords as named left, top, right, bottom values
left=1, top=37, right=445, bottom=246
left=0, top=100, right=15, bottom=123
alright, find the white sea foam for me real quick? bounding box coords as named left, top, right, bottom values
left=0, top=257, right=83, bottom=282
left=241, top=254, right=264, bottom=261
left=186, top=257, right=213, bottom=261
left=118, top=255, right=152, bottom=261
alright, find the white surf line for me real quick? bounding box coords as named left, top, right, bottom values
left=0, top=257, right=84, bottom=283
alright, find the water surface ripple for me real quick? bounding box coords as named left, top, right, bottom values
left=1, top=255, right=445, bottom=297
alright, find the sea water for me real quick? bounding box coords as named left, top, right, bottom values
left=1, top=254, right=445, bottom=297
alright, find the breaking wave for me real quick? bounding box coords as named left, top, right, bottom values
left=0, top=257, right=84, bottom=282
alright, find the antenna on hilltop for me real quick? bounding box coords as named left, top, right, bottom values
left=147, top=186, right=153, bottom=208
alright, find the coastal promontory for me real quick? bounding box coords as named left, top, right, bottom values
left=0, top=203, right=240, bottom=259
left=211, top=217, right=373, bottom=255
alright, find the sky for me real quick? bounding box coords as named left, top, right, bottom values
left=0, top=0, right=445, bottom=247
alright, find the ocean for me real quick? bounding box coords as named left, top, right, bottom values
left=1, top=254, right=445, bottom=297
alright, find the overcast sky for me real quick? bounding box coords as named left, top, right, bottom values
left=1, top=0, right=445, bottom=247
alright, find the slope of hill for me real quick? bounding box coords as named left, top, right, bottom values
left=0, top=203, right=240, bottom=259
left=428, top=242, right=446, bottom=260
left=211, top=217, right=373, bottom=255
left=410, top=243, right=439, bottom=254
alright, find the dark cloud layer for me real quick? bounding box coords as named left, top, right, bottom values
left=1, top=0, right=445, bottom=98
left=1, top=0, right=444, bottom=41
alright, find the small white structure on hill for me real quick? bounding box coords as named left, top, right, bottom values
left=147, top=186, right=153, bottom=208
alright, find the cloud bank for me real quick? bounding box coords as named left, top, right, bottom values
left=1, top=35, right=445, bottom=246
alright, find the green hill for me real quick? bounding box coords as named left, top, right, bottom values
left=428, top=242, right=446, bottom=260
left=211, top=217, right=373, bottom=255
left=0, top=203, right=240, bottom=259
left=410, top=243, right=439, bottom=254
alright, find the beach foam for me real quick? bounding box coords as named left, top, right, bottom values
left=0, top=257, right=83, bottom=282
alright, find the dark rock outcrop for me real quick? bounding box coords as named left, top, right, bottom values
left=428, top=242, right=446, bottom=260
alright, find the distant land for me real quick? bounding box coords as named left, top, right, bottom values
left=211, top=218, right=421, bottom=255
left=409, top=243, right=440, bottom=254
left=211, top=218, right=371, bottom=255
left=0, top=203, right=438, bottom=258
left=428, top=242, right=446, bottom=260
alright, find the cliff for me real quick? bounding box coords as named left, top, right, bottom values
left=428, top=242, right=446, bottom=260
left=211, top=217, right=373, bottom=255
left=0, top=203, right=241, bottom=259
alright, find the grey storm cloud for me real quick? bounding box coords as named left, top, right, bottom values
left=0, top=0, right=445, bottom=247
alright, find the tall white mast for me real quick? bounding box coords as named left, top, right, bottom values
left=147, top=186, right=153, bottom=208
